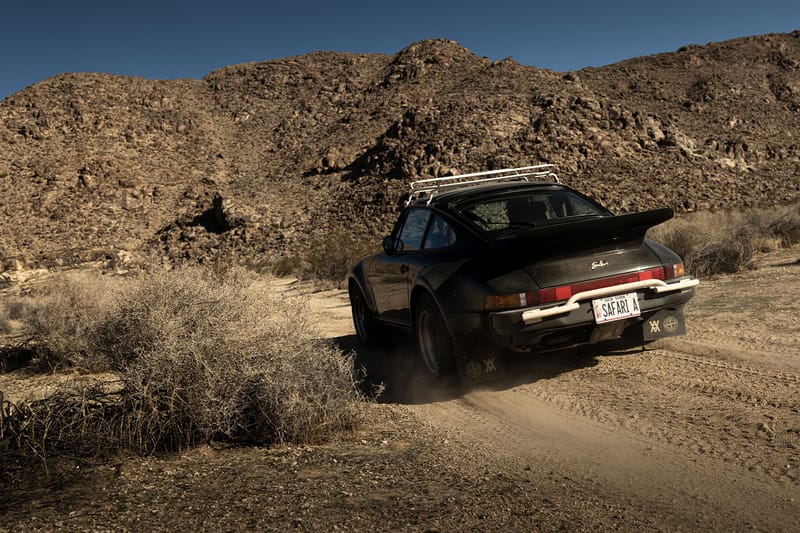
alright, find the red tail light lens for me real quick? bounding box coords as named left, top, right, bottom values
left=539, top=267, right=666, bottom=303
left=484, top=267, right=667, bottom=310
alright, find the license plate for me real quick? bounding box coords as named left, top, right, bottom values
left=592, top=292, right=641, bottom=324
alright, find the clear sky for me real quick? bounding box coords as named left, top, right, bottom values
left=1, top=0, right=798, bottom=99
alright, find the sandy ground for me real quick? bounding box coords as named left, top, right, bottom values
left=1, top=246, right=799, bottom=531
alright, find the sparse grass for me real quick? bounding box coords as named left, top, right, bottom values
left=5, top=297, right=30, bottom=321
left=649, top=203, right=800, bottom=277
left=1, top=266, right=364, bottom=479
left=766, top=206, right=800, bottom=247
left=0, top=305, right=11, bottom=335
left=273, top=228, right=378, bottom=286
left=1, top=297, right=37, bottom=370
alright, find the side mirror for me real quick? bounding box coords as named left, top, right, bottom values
left=383, top=236, right=404, bottom=254
left=382, top=236, right=394, bottom=254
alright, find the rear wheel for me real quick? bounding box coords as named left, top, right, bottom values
left=349, top=285, right=376, bottom=343
left=414, top=294, right=456, bottom=377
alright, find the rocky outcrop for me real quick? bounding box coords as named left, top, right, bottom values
left=1, top=32, right=799, bottom=270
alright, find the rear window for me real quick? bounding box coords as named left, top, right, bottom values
left=458, top=189, right=609, bottom=233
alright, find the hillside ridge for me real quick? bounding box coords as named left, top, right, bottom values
left=1, top=32, right=799, bottom=270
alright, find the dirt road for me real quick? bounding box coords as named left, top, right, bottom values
left=308, top=247, right=800, bottom=530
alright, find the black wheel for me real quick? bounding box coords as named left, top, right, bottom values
left=414, top=294, right=456, bottom=377
left=350, top=285, right=376, bottom=343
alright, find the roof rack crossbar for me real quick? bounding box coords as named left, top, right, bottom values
left=406, top=164, right=559, bottom=206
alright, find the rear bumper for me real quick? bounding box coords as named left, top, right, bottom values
left=520, top=277, right=698, bottom=324
left=481, top=277, right=697, bottom=349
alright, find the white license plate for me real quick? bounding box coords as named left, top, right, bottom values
left=592, top=292, right=641, bottom=324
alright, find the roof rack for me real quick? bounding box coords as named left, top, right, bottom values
left=406, top=164, right=559, bottom=206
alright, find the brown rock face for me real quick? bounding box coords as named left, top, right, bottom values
left=1, top=34, right=799, bottom=268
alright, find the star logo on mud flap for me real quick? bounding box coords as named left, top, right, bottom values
left=663, top=315, right=679, bottom=333
left=483, top=358, right=497, bottom=373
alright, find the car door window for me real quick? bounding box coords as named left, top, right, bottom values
left=423, top=215, right=456, bottom=249
left=397, top=208, right=431, bottom=251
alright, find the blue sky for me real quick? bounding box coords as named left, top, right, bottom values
left=1, top=0, right=798, bottom=99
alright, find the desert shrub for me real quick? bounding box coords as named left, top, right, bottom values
left=765, top=205, right=800, bottom=247
left=0, top=294, right=28, bottom=335
left=1, top=378, right=123, bottom=465
left=21, top=272, right=125, bottom=370
left=0, top=305, right=11, bottom=335
left=647, top=206, right=799, bottom=277
left=5, top=297, right=30, bottom=320
left=277, top=229, right=378, bottom=286
left=4, top=266, right=364, bottom=470
left=689, top=234, right=757, bottom=277
left=269, top=254, right=303, bottom=278
left=100, top=267, right=363, bottom=450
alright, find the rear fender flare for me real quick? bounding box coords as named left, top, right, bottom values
left=410, top=284, right=454, bottom=339
left=348, top=264, right=377, bottom=314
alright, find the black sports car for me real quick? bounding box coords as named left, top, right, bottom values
left=347, top=165, right=698, bottom=382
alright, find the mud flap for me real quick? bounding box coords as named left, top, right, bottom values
left=454, top=343, right=505, bottom=386
left=642, top=308, right=686, bottom=341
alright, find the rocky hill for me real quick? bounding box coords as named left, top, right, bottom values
left=1, top=31, right=799, bottom=271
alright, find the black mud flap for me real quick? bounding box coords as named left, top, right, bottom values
left=642, top=308, right=686, bottom=341
left=454, top=345, right=505, bottom=386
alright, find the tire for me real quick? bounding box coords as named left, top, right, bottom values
left=349, top=285, right=376, bottom=343
left=414, top=294, right=456, bottom=377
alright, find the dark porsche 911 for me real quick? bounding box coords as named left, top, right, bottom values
left=347, top=165, right=698, bottom=382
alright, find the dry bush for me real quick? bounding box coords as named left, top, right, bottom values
left=0, top=305, right=11, bottom=335
left=5, top=297, right=30, bottom=321
left=1, top=297, right=37, bottom=370
left=147, top=267, right=363, bottom=446
left=100, top=267, right=363, bottom=450
left=277, top=229, right=378, bottom=286
left=4, top=266, right=364, bottom=472
left=21, top=272, right=126, bottom=370
left=765, top=204, right=800, bottom=247
left=677, top=202, right=800, bottom=276
left=0, top=293, right=29, bottom=335
left=1, top=378, right=123, bottom=466
left=646, top=207, right=798, bottom=277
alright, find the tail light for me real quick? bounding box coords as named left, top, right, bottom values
left=484, top=291, right=540, bottom=310
left=664, top=262, right=685, bottom=279
left=484, top=266, right=667, bottom=310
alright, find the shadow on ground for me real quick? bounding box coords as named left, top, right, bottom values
left=0, top=343, right=36, bottom=373
left=333, top=333, right=639, bottom=405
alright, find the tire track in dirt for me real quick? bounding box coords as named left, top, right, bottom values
left=658, top=337, right=800, bottom=377
left=499, top=345, right=800, bottom=485
left=409, top=383, right=800, bottom=531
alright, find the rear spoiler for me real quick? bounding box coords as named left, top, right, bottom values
left=490, top=208, right=674, bottom=250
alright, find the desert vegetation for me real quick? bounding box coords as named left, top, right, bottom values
left=269, top=227, right=379, bottom=286
left=649, top=201, right=800, bottom=277
left=0, top=267, right=364, bottom=486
